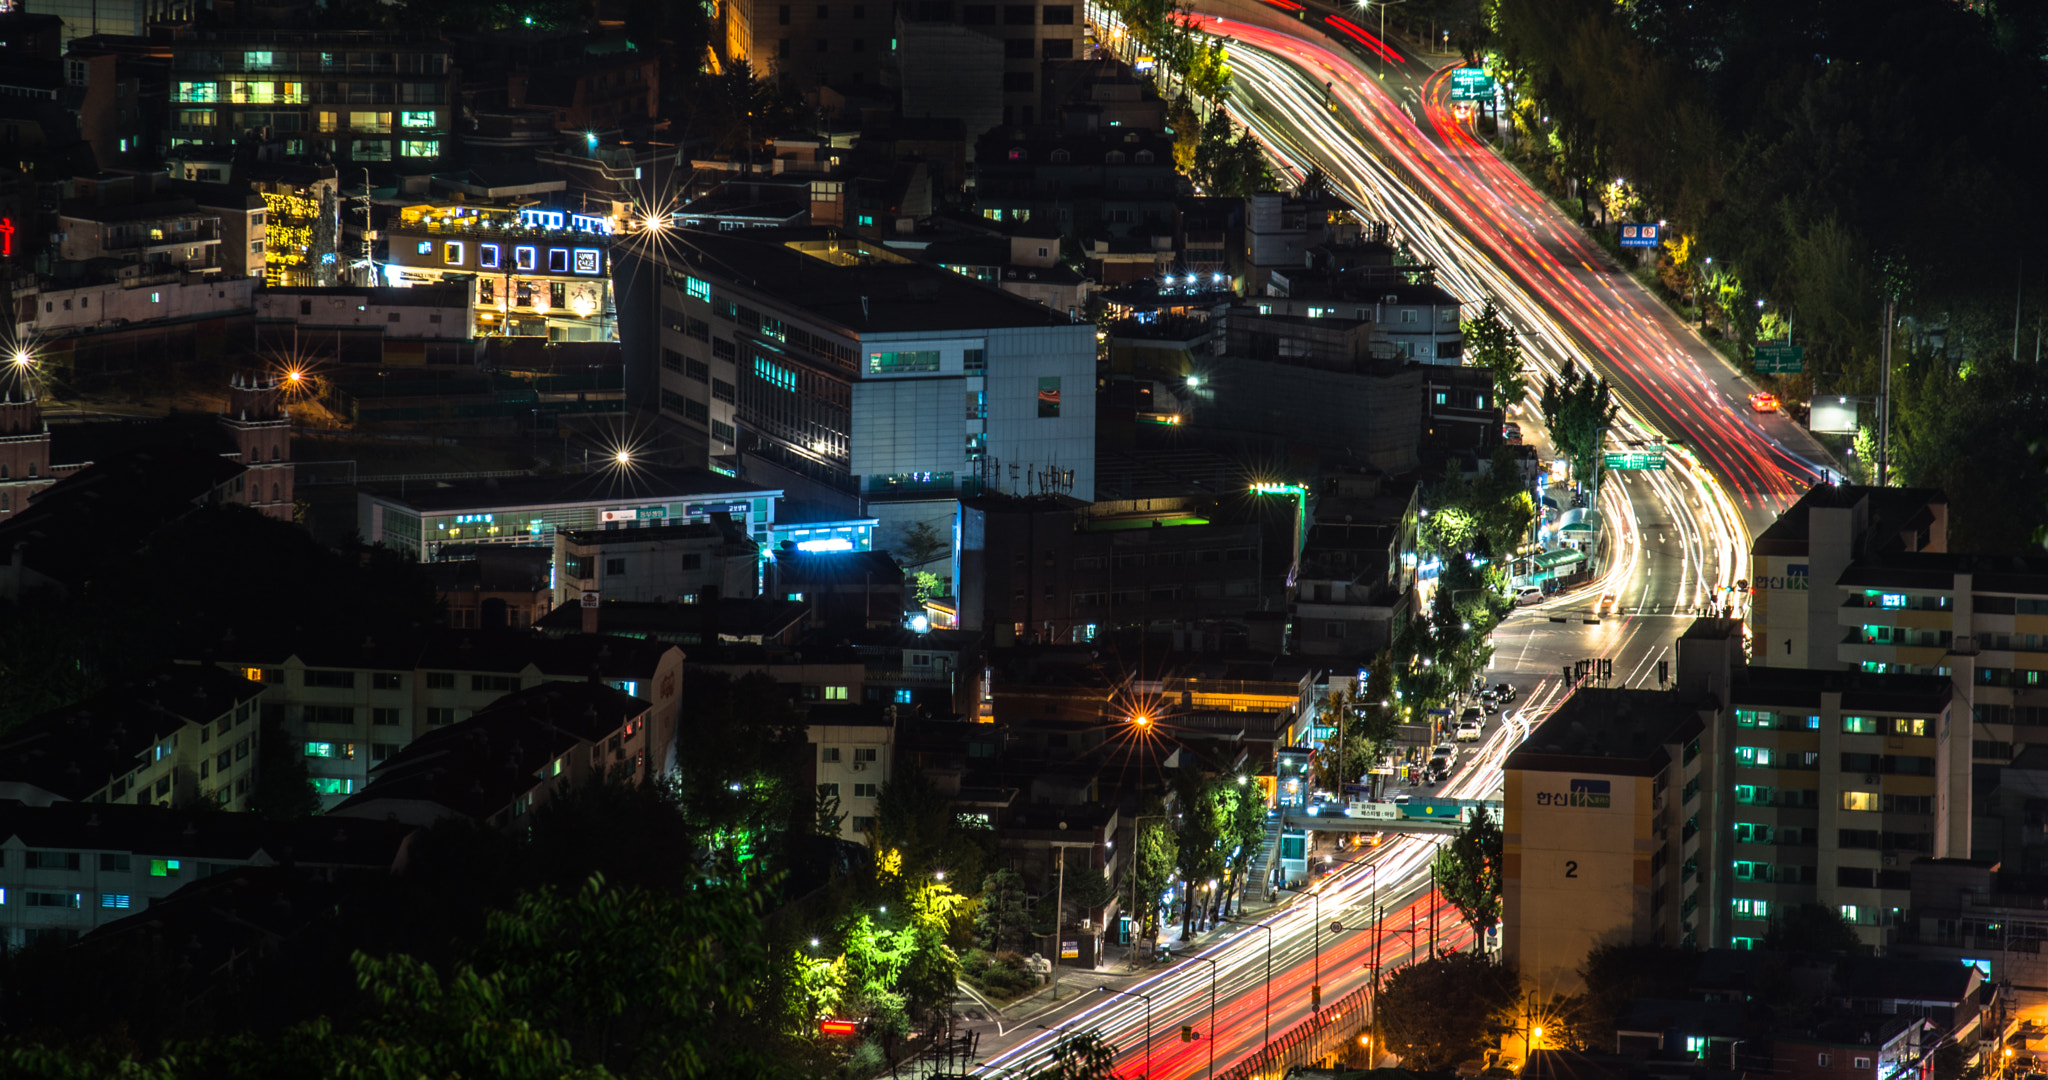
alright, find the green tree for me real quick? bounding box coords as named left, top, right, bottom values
left=871, top=763, right=991, bottom=889
left=1539, top=366, right=1617, bottom=491
left=1574, top=943, right=1699, bottom=1049
left=975, top=868, right=1031, bottom=952
left=1131, top=812, right=1176, bottom=944
left=1461, top=299, right=1528, bottom=409
left=1432, top=810, right=1504, bottom=936
left=1171, top=769, right=1227, bottom=938
left=1050, top=1030, right=1121, bottom=1080
left=1218, top=778, right=1268, bottom=916
left=1763, top=903, right=1864, bottom=955
left=813, top=786, right=847, bottom=838
left=1377, top=951, right=1520, bottom=1071
left=249, top=715, right=321, bottom=821
left=899, top=521, right=948, bottom=567
left=1060, top=865, right=1119, bottom=924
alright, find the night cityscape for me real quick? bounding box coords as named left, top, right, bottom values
left=0, top=0, right=2044, bottom=1076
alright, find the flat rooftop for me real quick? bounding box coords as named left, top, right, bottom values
left=1506, top=688, right=1714, bottom=776
left=1752, top=483, right=1945, bottom=554
left=669, top=228, right=1082, bottom=334
left=363, top=465, right=776, bottom=514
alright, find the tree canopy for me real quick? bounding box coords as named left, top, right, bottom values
left=1377, top=951, right=1520, bottom=1071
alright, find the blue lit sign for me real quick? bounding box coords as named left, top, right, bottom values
left=479, top=243, right=500, bottom=269
left=514, top=246, right=537, bottom=271
left=572, top=248, right=603, bottom=275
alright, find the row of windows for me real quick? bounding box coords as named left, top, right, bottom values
left=1072, top=548, right=1256, bottom=570
left=777, top=2, right=868, bottom=21
left=1732, top=746, right=1935, bottom=774
left=817, top=782, right=881, bottom=799
left=818, top=746, right=880, bottom=762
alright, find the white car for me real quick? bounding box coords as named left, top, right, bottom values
left=1456, top=720, right=1484, bottom=741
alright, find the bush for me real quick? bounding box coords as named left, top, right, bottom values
left=960, top=949, right=992, bottom=978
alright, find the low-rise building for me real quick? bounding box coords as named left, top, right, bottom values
left=210, top=633, right=684, bottom=807
left=810, top=705, right=898, bottom=842
left=254, top=284, right=474, bottom=367
left=0, top=803, right=412, bottom=950
left=553, top=518, right=761, bottom=609
left=329, top=679, right=654, bottom=830
left=57, top=198, right=221, bottom=273
left=426, top=546, right=554, bottom=630
left=0, top=665, right=265, bottom=811
left=357, top=466, right=781, bottom=562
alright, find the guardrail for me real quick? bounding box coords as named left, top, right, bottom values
left=1215, top=980, right=1373, bottom=1080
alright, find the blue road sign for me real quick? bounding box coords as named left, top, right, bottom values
left=1619, top=223, right=1660, bottom=249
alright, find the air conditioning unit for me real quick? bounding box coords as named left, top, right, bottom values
left=851, top=762, right=867, bottom=772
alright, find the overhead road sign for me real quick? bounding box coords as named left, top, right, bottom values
left=1754, top=344, right=1805, bottom=374
left=1448, top=67, right=1494, bottom=102
left=1602, top=445, right=1667, bottom=470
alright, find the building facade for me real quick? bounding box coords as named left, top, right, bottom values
left=553, top=520, right=762, bottom=609
left=165, top=29, right=455, bottom=166
left=380, top=200, right=616, bottom=342
left=650, top=228, right=1094, bottom=505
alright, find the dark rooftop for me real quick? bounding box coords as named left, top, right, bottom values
left=361, top=464, right=776, bottom=513
left=670, top=228, right=1083, bottom=334
left=1752, top=483, right=1945, bottom=555
left=1506, top=688, right=1714, bottom=776
left=0, top=666, right=261, bottom=802
left=533, top=598, right=810, bottom=642
left=0, top=801, right=412, bottom=868
left=559, top=520, right=751, bottom=548
left=1729, top=665, right=1952, bottom=715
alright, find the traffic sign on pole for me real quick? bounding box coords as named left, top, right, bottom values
left=1602, top=446, right=1667, bottom=470
left=1754, top=344, right=1805, bottom=374
left=1618, top=223, right=1660, bottom=248
left=1448, top=67, right=1494, bottom=101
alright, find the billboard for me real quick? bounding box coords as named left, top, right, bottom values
left=1810, top=396, right=1860, bottom=435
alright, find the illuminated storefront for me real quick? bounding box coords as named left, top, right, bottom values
left=381, top=202, right=617, bottom=341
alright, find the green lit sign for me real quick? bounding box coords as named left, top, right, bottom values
left=1251, top=482, right=1307, bottom=496
left=1448, top=67, right=1495, bottom=101
left=1754, top=345, right=1804, bottom=374
left=1602, top=446, right=1667, bottom=470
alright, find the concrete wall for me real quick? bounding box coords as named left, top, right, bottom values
left=1504, top=767, right=1653, bottom=997
left=1202, top=355, right=1422, bottom=472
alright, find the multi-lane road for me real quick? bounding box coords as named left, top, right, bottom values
left=966, top=4, right=1851, bottom=1075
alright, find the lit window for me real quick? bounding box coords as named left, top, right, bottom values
left=100, top=894, right=131, bottom=909
left=443, top=240, right=464, bottom=265
left=894, top=688, right=913, bottom=704
left=242, top=667, right=263, bottom=682
left=1840, top=904, right=1860, bottom=923
left=401, top=110, right=436, bottom=129
left=824, top=686, right=848, bottom=700
left=400, top=139, right=440, bottom=158
left=1841, top=791, right=1878, bottom=811
left=479, top=243, right=500, bottom=269
left=1842, top=715, right=1877, bottom=734
left=685, top=276, right=711, bottom=302
left=1879, top=593, right=1907, bottom=609
left=515, top=246, right=537, bottom=270
left=149, top=858, right=181, bottom=877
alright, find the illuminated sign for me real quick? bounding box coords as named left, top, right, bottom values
left=515, top=246, right=537, bottom=271
left=820, top=1020, right=860, bottom=1037
left=572, top=248, right=602, bottom=275
left=796, top=537, right=854, bottom=552
left=0, top=216, right=12, bottom=258
left=686, top=501, right=750, bottom=516
left=1535, top=778, right=1611, bottom=809
left=443, top=240, right=464, bottom=265
left=601, top=507, right=667, bottom=523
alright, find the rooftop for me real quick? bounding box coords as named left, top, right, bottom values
left=0, top=801, right=412, bottom=868
left=559, top=520, right=752, bottom=548
left=261, top=284, right=471, bottom=310
left=1729, top=665, right=1952, bottom=715
left=533, top=598, right=811, bottom=642
left=361, top=465, right=775, bottom=514
left=1752, top=483, right=1946, bottom=555
left=1835, top=550, right=2048, bottom=594
left=669, top=228, right=1082, bottom=334
left=1506, top=688, right=1715, bottom=776
left=0, top=666, right=262, bottom=801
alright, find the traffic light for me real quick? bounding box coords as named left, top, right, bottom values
left=1181, top=1024, right=1196, bottom=1043
left=1562, top=664, right=1572, bottom=683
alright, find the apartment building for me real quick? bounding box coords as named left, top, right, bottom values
left=0, top=666, right=266, bottom=812
left=648, top=228, right=1094, bottom=510
left=722, top=0, right=893, bottom=89
left=971, top=127, right=1179, bottom=242
left=165, top=29, right=456, bottom=166
left=553, top=519, right=761, bottom=610
left=1678, top=617, right=1967, bottom=951
left=0, top=802, right=410, bottom=950
left=896, top=0, right=1087, bottom=131
left=811, top=708, right=898, bottom=842
left=57, top=198, right=222, bottom=273
left=329, top=679, right=654, bottom=830
left=1502, top=684, right=1720, bottom=995
left=210, top=634, right=685, bottom=809
left=1751, top=482, right=2048, bottom=782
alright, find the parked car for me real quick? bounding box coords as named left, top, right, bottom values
left=1503, top=422, right=1523, bottom=444
left=1456, top=720, right=1484, bottom=741
left=1491, top=683, right=1517, bottom=703
left=1460, top=707, right=1483, bottom=724
left=1515, top=586, right=1545, bottom=607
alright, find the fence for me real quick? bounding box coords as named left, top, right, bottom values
left=1215, top=981, right=1373, bottom=1080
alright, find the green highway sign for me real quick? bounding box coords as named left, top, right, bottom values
left=1603, top=446, right=1667, bottom=471
left=1448, top=67, right=1494, bottom=102
left=1754, top=344, right=1805, bottom=374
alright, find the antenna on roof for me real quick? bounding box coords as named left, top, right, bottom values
left=860, top=295, right=869, bottom=323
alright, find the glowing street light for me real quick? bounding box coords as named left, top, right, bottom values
left=614, top=449, right=632, bottom=465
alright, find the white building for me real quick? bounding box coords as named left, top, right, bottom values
left=57, top=198, right=222, bottom=274
left=646, top=229, right=1096, bottom=538
left=809, top=710, right=897, bottom=843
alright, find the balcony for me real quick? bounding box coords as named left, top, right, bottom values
left=99, top=224, right=222, bottom=251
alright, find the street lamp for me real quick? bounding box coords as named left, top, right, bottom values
left=1171, top=948, right=1221, bottom=1080
left=1223, top=916, right=1276, bottom=1048
left=1355, top=0, right=1407, bottom=78
left=1097, top=986, right=1153, bottom=1079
